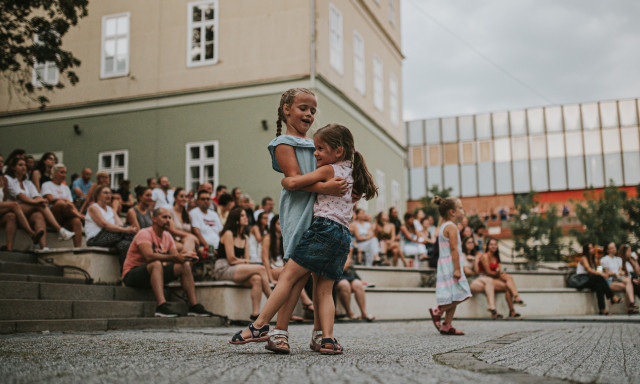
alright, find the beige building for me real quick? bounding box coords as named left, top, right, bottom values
left=1, top=0, right=406, bottom=214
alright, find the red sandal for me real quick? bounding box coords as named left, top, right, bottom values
left=439, top=326, right=464, bottom=336
left=429, top=307, right=442, bottom=330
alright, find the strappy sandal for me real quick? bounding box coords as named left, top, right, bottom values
left=488, top=309, right=503, bottom=319
left=310, top=330, right=322, bottom=352
left=509, top=310, right=522, bottom=318
left=429, top=307, right=442, bottom=330
left=439, top=326, right=464, bottom=336
left=319, top=337, right=344, bottom=355
left=362, top=314, right=376, bottom=322
left=512, top=297, right=526, bottom=307
left=229, top=323, right=270, bottom=344
left=302, top=302, right=314, bottom=312
left=610, top=296, right=623, bottom=305
left=628, top=306, right=640, bottom=315
left=265, top=329, right=290, bottom=354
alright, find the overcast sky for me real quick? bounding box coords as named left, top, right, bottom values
left=401, top=0, right=640, bottom=121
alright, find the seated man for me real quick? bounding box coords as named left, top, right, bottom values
left=190, top=189, right=223, bottom=252
left=152, top=176, right=174, bottom=210
left=121, top=207, right=213, bottom=317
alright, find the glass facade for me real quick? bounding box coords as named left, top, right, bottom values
left=405, top=98, right=640, bottom=200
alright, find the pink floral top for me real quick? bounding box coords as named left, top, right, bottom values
left=313, top=161, right=353, bottom=228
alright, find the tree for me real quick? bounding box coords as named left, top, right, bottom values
left=510, top=192, right=563, bottom=266
left=570, top=183, right=629, bottom=248
left=622, top=184, right=640, bottom=250
left=1, top=0, right=88, bottom=108
left=419, top=185, right=452, bottom=222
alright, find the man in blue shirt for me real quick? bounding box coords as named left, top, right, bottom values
left=72, top=168, right=92, bottom=208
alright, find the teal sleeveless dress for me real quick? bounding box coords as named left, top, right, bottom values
left=268, top=135, right=316, bottom=260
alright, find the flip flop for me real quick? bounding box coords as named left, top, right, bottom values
left=429, top=307, right=442, bottom=330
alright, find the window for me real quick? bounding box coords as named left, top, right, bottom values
left=460, top=142, right=475, bottom=164
left=582, top=103, right=600, bottom=130
left=443, top=143, right=458, bottom=165
left=528, top=108, right=545, bottom=134
left=476, top=114, right=492, bottom=139
left=329, top=3, right=343, bottom=74
left=388, top=0, right=395, bottom=25
left=441, top=117, right=457, bottom=143
left=391, top=180, right=400, bottom=209
left=428, top=145, right=441, bottom=166
left=186, top=141, right=218, bottom=192
left=619, top=99, right=638, bottom=127
left=373, top=55, right=383, bottom=111
left=32, top=34, right=59, bottom=87
left=547, top=133, right=565, bottom=157
left=409, top=168, right=426, bottom=200
left=407, top=120, right=423, bottom=145
left=493, top=112, right=509, bottom=137
left=411, top=147, right=424, bottom=168
left=459, top=116, right=474, bottom=141
left=98, top=150, right=128, bottom=189
left=510, top=110, right=526, bottom=136
left=389, top=73, right=399, bottom=126
left=600, top=101, right=618, bottom=128
left=564, top=104, right=581, bottom=131
left=529, top=136, right=546, bottom=159
left=545, top=106, right=563, bottom=132
left=426, top=119, right=440, bottom=144
left=376, top=169, right=386, bottom=212
left=101, top=13, right=129, bottom=78
left=353, top=31, right=365, bottom=95
left=188, top=0, right=218, bottom=67
left=478, top=141, right=492, bottom=162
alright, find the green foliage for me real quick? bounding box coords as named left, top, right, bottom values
left=0, top=0, right=88, bottom=108
left=419, top=185, right=452, bottom=222
left=467, top=214, right=484, bottom=231
left=569, top=183, right=629, bottom=247
left=510, top=192, right=563, bottom=264
left=622, top=184, right=640, bottom=250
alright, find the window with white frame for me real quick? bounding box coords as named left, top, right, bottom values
left=187, top=0, right=218, bottom=67
left=389, top=72, right=398, bottom=126
left=329, top=3, right=343, bottom=74
left=101, top=13, right=129, bottom=78
left=353, top=31, right=365, bottom=95
left=98, top=150, right=128, bottom=189
left=376, top=169, right=386, bottom=213
left=373, top=55, right=384, bottom=111
left=186, top=141, right=218, bottom=192
left=391, top=180, right=400, bottom=209
left=32, top=34, right=59, bottom=87
left=388, top=0, right=396, bottom=25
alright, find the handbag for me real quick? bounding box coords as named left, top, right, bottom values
left=567, top=273, right=590, bottom=289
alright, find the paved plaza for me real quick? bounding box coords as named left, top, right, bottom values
left=1, top=319, right=638, bottom=384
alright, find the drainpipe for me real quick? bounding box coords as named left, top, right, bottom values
left=310, top=0, right=316, bottom=90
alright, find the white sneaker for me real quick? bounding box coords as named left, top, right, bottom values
left=58, top=228, right=75, bottom=241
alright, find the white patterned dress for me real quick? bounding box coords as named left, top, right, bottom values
left=435, top=221, right=472, bottom=306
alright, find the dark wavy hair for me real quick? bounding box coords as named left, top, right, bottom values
left=220, top=207, right=247, bottom=238
left=462, top=236, right=476, bottom=256
left=582, top=243, right=595, bottom=269
left=172, top=187, right=190, bottom=225
left=268, top=214, right=283, bottom=263
left=484, top=237, right=501, bottom=262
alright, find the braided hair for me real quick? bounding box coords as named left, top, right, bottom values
left=276, top=88, right=315, bottom=137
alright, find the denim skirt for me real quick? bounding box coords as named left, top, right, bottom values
left=290, top=216, right=351, bottom=281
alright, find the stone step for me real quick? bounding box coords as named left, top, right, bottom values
left=0, top=273, right=87, bottom=285
left=0, top=281, right=156, bottom=301
left=353, top=266, right=568, bottom=289
left=0, top=230, right=85, bottom=252
left=35, top=248, right=120, bottom=284
left=0, top=251, right=38, bottom=264
left=0, top=316, right=225, bottom=334
left=0, top=261, right=61, bottom=277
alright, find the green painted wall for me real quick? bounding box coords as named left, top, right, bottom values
left=1, top=90, right=405, bottom=214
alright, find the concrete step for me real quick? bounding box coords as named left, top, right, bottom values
left=0, top=316, right=225, bottom=334
left=0, top=273, right=87, bottom=285
left=0, top=251, right=38, bottom=264
left=0, top=230, right=85, bottom=252
left=35, top=248, right=120, bottom=284
left=0, top=261, right=61, bottom=277
left=0, top=299, right=179, bottom=320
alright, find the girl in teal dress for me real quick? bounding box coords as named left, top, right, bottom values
left=230, top=88, right=346, bottom=353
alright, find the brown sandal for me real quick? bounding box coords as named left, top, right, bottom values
left=488, top=309, right=503, bottom=319
left=429, top=307, right=442, bottom=330
left=265, top=329, right=290, bottom=354
left=319, top=338, right=344, bottom=355
left=439, top=326, right=464, bottom=335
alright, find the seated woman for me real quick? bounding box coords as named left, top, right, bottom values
left=620, top=244, right=640, bottom=304
left=41, top=164, right=84, bottom=248
left=574, top=243, right=622, bottom=315
left=351, top=208, right=380, bottom=266
left=260, top=215, right=313, bottom=318
left=116, top=179, right=135, bottom=213
left=0, top=173, right=44, bottom=250
left=249, top=212, right=269, bottom=264
left=478, top=238, right=526, bottom=318
left=126, top=186, right=153, bottom=230
left=85, top=185, right=138, bottom=264
left=31, top=152, right=57, bottom=192
left=462, top=236, right=501, bottom=319
left=399, top=212, right=427, bottom=264
left=601, top=242, right=637, bottom=314
left=5, top=157, right=74, bottom=249
left=168, top=187, right=199, bottom=254
left=215, top=207, right=272, bottom=321
left=81, top=171, right=121, bottom=214
left=375, top=211, right=406, bottom=267
left=335, top=246, right=375, bottom=321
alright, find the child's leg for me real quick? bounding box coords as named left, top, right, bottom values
left=312, top=273, right=322, bottom=331
left=272, top=272, right=310, bottom=331
left=238, top=260, right=309, bottom=338
left=441, top=304, right=457, bottom=327
left=316, top=276, right=337, bottom=340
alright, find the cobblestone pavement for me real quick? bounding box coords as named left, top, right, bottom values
left=0, top=320, right=638, bottom=383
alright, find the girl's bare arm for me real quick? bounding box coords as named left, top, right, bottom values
left=275, top=145, right=347, bottom=196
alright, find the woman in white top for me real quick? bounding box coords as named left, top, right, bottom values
left=601, top=242, right=636, bottom=314
left=399, top=212, right=427, bottom=263
left=617, top=244, right=639, bottom=314
left=249, top=212, right=269, bottom=264
left=0, top=172, right=44, bottom=250
left=41, top=164, right=84, bottom=248
left=86, top=185, right=138, bottom=264
left=351, top=209, right=380, bottom=266
left=573, top=243, right=622, bottom=315
left=5, top=158, right=74, bottom=249
left=168, top=187, right=199, bottom=254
